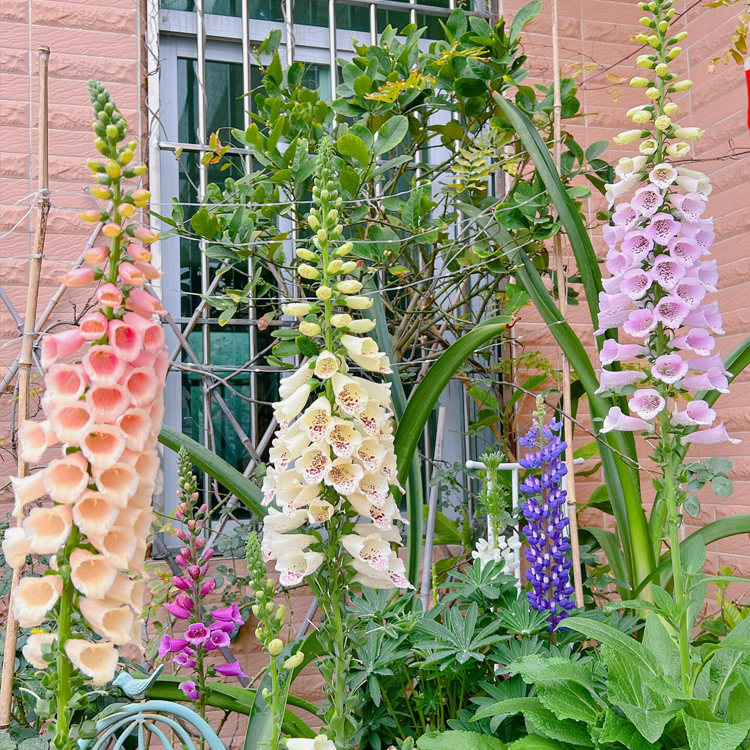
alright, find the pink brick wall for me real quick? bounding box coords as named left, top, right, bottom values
left=0, top=0, right=145, bottom=496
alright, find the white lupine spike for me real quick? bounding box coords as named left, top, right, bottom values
left=331, top=373, right=368, bottom=416
left=314, top=350, right=339, bottom=380
left=299, top=398, right=334, bottom=442
left=358, top=473, right=390, bottom=507
left=325, top=457, right=364, bottom=495
left=298, top=446, right=332, bottom=485
left=325, top=418, right=363, bottom=458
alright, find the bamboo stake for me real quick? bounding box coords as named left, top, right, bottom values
left=550, top=7, right=584, bottom=609
left=0, top=46, right=51, bottom=731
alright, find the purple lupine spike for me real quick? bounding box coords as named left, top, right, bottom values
left=520, top=417, right=574, bottom=630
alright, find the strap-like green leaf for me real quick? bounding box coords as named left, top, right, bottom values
left=158, top=425, right=265, bottom=518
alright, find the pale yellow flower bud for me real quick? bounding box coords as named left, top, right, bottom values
left=663, top=102, right=678, bottom=115
left=646, top=87, right=660, bottom=100
left=340, top=261, right=357, bottom=273
left=316, top=228, right=328, bottom=242
left=639, top=139, right=658, bottom=155
left=655, top=63, right=669, bottom=78
left=673, top=127, right=703, bottom=141
left=105, top=160, right=121, bottom=179
left=632, top=110, right=652, bottom=124
left=613, top=129, right=644, bottom=145
left=298, top=264, right=320, bottom=280
left=345, top=296, right=373, bottom=310
left=638, top=16, right=652, bottom=26
left=283, top=651, right=304, bottom=670
left=672, top=79, right=692, bottom=91
left=666, top=142, right=690, bottom=157
left=296, top=248, right=316, bottom=261
left=335, top=242, right=353, bottom=257
left=629, top=77, right=650, bottom=88
left=327, top=259, right=343, bottom=274
left=337, top=279, right=363, bottom=294
left=658, top=20, right=668, bottom=32
left=654, top=115, right=671, bottom=131
left=636, top=55, right=654, bottom=68
left=118, top=203, right=136, bottom=218
left=347, top=318, right=377, bottom=334
left=90, top=186, right=112, bottom=200
left=308, top=215, right=320, bottom=231
left=330, top=313, right=353, bottom=328
left=635, top=33, right=650, bottom=44
left=282, top=302, right=313, bottom=317
left=647, top=35, right=659, bottom=47
left=299, top=321, right=321, bottom=337
left=316, top=286, right=332, bottom=300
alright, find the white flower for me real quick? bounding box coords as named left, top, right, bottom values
left=287, top=735, right=336, bottom=750
left=614, top=155, right=647, bottom=179
left=65, top=640, right=119, bottom=685
left=325, top=457, right=364, bottom=495
left=341, top=335, right=391, bottom=373
left=314, top=350, right=339, bottom=380
left=332, top=373, right=368, bottom=416
left=347, top=318, right=377, bottom=334
left=23, top=633, right=56, bottom=669
left=356, top=438, right=386, bottom=472
left=348, top=492, right=403, bottom=529
left=648, top=162, right=677, bottom=190
left=276, top=550, right=325, bottom=587
left=351, top=553, right=412, bottom=589
left=298, top=446, right=332, bottom=485
left=359, top=473, right=390, bottom=507
left=325, top=419, right=363, bottom=458
left=344, top=295, right=373, bottom=310
left=278, top=363, right=313, bottom=399
left=79, top=598, right=135, bottom=645
left=300, top=398, right=333, bottom=442
left=282, top=302, right=313, bottom=317
left=269, top=427, right=311, bottom=472
left=261, top=529, right=315, bottom=561
left=2, top=527, right=30, bottom=568
left=262, top=508, right=308, bottom=535
left=273, top=383, right=312, bottom=430
left=307, top=499, right=336, bottom=523
left=23, top=506, right=73, bottom=555
left=342, top=533, right=392, bottom=572
left=12, top=575, right=64, bottom=627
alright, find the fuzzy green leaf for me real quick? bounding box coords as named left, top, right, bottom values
left=683, top=712, right=750, bottom=750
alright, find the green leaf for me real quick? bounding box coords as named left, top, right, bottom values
left=337, top=133, right=370, bottom=167
left=711, top=476, right=733, bottom=498
left=191, top=208, right=220, bottom=240
left=642, top=613, right=681, bottom=684
left=585, top=527, right=629, bottom=599
left=394, top=317, right=511, bottom=492
left=683, top=712, right=750, bottom=750
left=375, top=115, right=409, bottom=156
left=473, top=697, right=547, bottom=722
left=537, top=683, right=603, bottom=725
left=455, top=77, right=487, bottom=98
left=0, top=733, right=17, bottom=750
left=585, top=140, right=609, bottom=162
left=353, top=74, right=372, bottom=96
left=505, top=283, right=530, bottom=313
left=509, top=0, right=543, bottom=42
left=417, top=731, right=508, bottom=750
left=158, top=425, right=265, bottom=517
left=598, top=710, right=660, bottom=750
left=508, top=737, right=571, bottom=750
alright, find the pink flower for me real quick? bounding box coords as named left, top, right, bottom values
left=204, top=630, right=231, bottom=651
left=601, top=406, right=653, bottom=434
left=134, top=261, right=162, bottom=280
left=652, top=354, right=689, bottom=384
left=595, top=369, right=647, bottom=394
left=61, top=267, right=95, bottom=287
left=159, top=635, right=189, bottom=657
left=176, top=594, right=194, bottom=611
left=605, top=250, right=631, bottom=277
left=97, top=283, right=123, bottom=308
left=596, top=310, right=633, bottom=335
left=179, top=680, right=199, bottom=700
left=85, top=246, right=109, bottom=266
left=680, top=422, right=740, bottom=445
left=620, top=269, right=652, bottom=300
left=691, top=260, right=718, bottom=292
left=685, top=354, right=729, bottom=376
left=200, top=578, right=217, bottom=596
left=623, top=308, right=657, bottom=337
left=174, top=652, right=196, bottom=670
left=651, top=256, right=685, bottom=290
left=684, top=302, right=724, bottom=334
left=669, top=192, right=707, bottom=223
left=631, top=185, right=664, bottom=217
left=600, top=340, right=647, bottom=365
left=185, top=622, right=210, bottom=645
left=41, top=329, right=84, bottom=369
left=621, top=231, right=653, bottom=262
left=612, top=203, right=639, bottom=229
left=645, top=213, right=682, bottom=246
left=671, top=329, right=715, bottom=356
left=211, top=603, right=244, bottom=625
left=165, top=602, right=191, bottom=620
left=599, top=292, right=632, bottom=314
left=653, top=296, right=689, bottom=329
left=132, top=226, right=160, bottom=243
left=628, top=388, right=665, bottom=420
left=671, top=400, right=716, bottom=427
left=603, top=224, right=624, bottom=249
left=674, top=278, right=706, bottom=309
left=668, top=236, right=702, bottom=266
left=127, top=243, right=152, bottom=262
left=118, top=262, right=147, bottom=286
left=126, top=288, right=167, bottom=318
left=679, top=367, right=729, bottom=393
left=214, top=661, right=248, bottom=679
left=80, top=312, right=109, bottom=341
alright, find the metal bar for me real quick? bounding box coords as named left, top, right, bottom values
left=328, top=0, right=337, bottom=100
left=420, top=406, right=446, bottom=611
left=285, top=0, right=295, bottom=65
left=241, top=0, right=253, bottom=174
left=0, top=46, right=51, bottom=732
left=369, top=0, right=377, bottom=44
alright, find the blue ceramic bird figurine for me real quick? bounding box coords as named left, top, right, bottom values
left=112, top=663, right=165, bottom=699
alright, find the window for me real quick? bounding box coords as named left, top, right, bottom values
left=152, top=0, right=470, bottom=521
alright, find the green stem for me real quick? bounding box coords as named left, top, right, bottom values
left=54, top=526, right=80, bottom=750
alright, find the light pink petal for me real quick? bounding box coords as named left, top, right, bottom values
left=45, top=363, right=88, bottom=400
left=621, top=231, right=654, bottom=262
left=652, top=354, right=688, bottom=384
left=41, top=329, right=84, bottom=370
left=674, top=279, right=706, bottom=309
left=680, top=422, right=740, bottom=445
left=80, top=312, right=109, bottom=341
left=620, top=269, right=652, bottom=300
left=668, top=236, right=702, bottom=266
left=685, top=354, right=729, bottom=376
left=612, top=203, right=639, bottom=229
left=108, top=320, right=145, bottom=362
left=623, top=308, right=657, bottom=337
left=600, top=406, right=653, bottom=433
left=671, top=400, right=716, bottom=427
left=124, top=367, right=160, bottom=407
left=645, top=213, right=681, bottom=245
left=653, top=296, right=689, bottom=329
left=81, top=424, right=127, bottom=470
left=679, top=367, right=729, bottom=393
left=628, top=388, right=665, bottom=420
left=600, top=340, right=647, bottom=365
left=595, top=310, right=632, bottom=335
left=671, top=329, right=715, bottom=357
left=631, top=185, right=664, bottom=217
left=651, top=256, right=685, bottom=291
left=83, top=345, right=127, bottom=386
left=595, top=369, right=647, bottom=394
left=48, top=399, right=95, bottom=443
left=86, top=384, right=131, bottom=423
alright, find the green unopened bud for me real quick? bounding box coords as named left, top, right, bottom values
left=283, top=651, right=304, bottom=670
left=307, top=215, right=320, bottom=231
left=335, top=242, right=353, bottom=257
left=658, top=20, right=668, bottom=32
left=668, top=46, right=683, bottom=60
left=327, top=209, right=339, bottom=223
left=647, top=35, right=659, bottom=47
left=296, top=248, right=316, bottom=261
left=255, top=627, right=264, bottom=640
left=265, top=600, right=275, bottom=613
left=87, top=158, right=104, bottom=172
left=655, top=63, right=669, bottom=78
left=646, top=87, right=660, bottom=100
left=673, top=31, right=688, bottom=42
left=267, top=578, right=274, bottom=589
left=262, top=688, right=270, bottom=699
left=275, top=604, right=286, bottom=621
left=119, top=149, right=134, bottom=165
left=94, top=138, right=108, bottom=154
left=330, top=224, right=343, bottom=239
left=630, top=77, right=650, bottom=88
left=663, top=102, right=678, bottom=115
left=321, top=189, right=329, bottom=200
left=256, top=589, right=265, bottom=600
left=106, top=124, right=119, bottom=139
left=672, top=79, right=693, bottom=91
left=637, top=1, right=648, bottom=7
left=638, top=16, right=652, bottom=26
left=613, top=129, right=646, bottom=145
left=132, top=164, right=147, bottom=175
left=252, top=604, right=260, bottom=617
left=316, top=285, right=332, bottom=300
left=636, top=55, right=654, bottom=68
left=268, top=639, right=284, bottom=656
